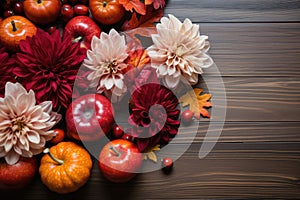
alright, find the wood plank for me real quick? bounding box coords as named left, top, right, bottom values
left=200, top=23, right=300, bottom=77
left=140, top=23, right=300, bottom=77
left=197, top=76, right=300, bottom=121
left=164, top=0, right=300, bottom=22
left=3, top=142, right=300, bottom=199
left=178, top=122, right=300, bottom=143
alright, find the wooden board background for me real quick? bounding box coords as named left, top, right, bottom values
left=2, top=0, right=300, bottom=199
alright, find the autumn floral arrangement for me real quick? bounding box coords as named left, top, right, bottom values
left=0, top=0, right=213, bottom=194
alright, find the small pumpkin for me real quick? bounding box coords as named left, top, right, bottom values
left=0, top=15, right=37, bottom=52
left=39, top=141, right=92, bottom=194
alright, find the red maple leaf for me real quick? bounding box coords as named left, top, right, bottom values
left=119, top=0, right=146, bottom=15
left=122, top=6, right=163, bottom=39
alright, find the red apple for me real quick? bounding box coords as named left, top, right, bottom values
left=65, top=93, right=115, bottom=142
left=0, top=157, right=37, bottom=190
left=98, top=139, right=142, bottom=183
left=64, top=15, right=101, bottom=49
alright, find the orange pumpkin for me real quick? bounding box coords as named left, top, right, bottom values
left=0, top=15, right=37, bottom=52
left=39, top=141, right=93, bottom=194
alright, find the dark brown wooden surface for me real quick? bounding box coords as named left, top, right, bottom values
left=3, top=1, right=300, bottom=199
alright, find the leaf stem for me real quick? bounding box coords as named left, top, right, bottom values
left=72, top=36, right=83, bottom=43
left=109, top=146, right=120, bottom=157
left=11, top=20, right=17, bottom=32
left=43, top=148, right=64, bottom=165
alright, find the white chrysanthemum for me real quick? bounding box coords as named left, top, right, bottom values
left=83, top=29, right=129, bottom=98
left=0, top=82, right=61, bottom=165
left=147, top=14, right=214, bottom=89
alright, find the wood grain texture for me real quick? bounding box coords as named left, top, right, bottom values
left=2, top=142, right=300, bottom=199
left=198, top=76, right=300, bottom=121
left=200, top=23, right=300, bottom=77
left=2, top=0, right=300, bottom=199
left=165, top=0, right=300, bottom=22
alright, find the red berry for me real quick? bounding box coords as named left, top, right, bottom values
left=46, top=26, right=57, bottom=34
left=112, top=125, right=124, bottom=138
left=122, top=134, right=133, bottom=141
left=60, top=4, right=74, bottom=22
left=49, top=129, right=65, bottom=145
left=3, top=9, right=14, bottom=18
left=13, top=2, right=23, bottom=15
left=73, top=4, right=89, bottom=16
left=181, top=109, right=193, bottom=124
left=162, top=157, right=173, bottom=173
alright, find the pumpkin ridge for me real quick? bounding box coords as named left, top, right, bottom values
left=59, top=166, right=77, bottom=193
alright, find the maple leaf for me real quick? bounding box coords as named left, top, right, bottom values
left=179, top=88, right=212, bottom=119
left=122, top=6, right=163, bottom=45
left=122, top=6, right=163, bottom=31
left=143, top=144, right=161, bottom=163
left=125, top=46, right=150, bottom=71
left=145, top=0, right=166, bottom=9
left=119, top=0, right=146, bottom=15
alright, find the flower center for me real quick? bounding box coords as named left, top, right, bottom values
left=175, top=45, right=185, bottom=57
left=105, top=60, right=118, bottom=73
left=12, top=116, right=26, bottom=132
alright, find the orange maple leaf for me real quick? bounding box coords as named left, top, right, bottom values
left=145, top=0, right=166, bottom=9
left=119, top=0, right=146, bottom=15
left=179, top=88, right=212, bottom=119
left=126, top=46, right=150, bottom=71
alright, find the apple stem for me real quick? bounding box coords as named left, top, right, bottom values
left=103, top=1, right=107, bottom=7
left=109, top=146, right=120, bottom=157
left=37, top=0, right=42, bottom=4
left=72, top=36, right=83, bottom=43
left=43, top=148, right=64, bottom=165
left=11, top=20, right=17, bottom=32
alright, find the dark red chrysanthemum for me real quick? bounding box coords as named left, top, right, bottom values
left=0, top=47, right=16, bottom=97
left=128, top=68, right=180, bottom=152
left=13, top=28, right=86, bottom=110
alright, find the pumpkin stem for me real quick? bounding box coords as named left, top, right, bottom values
left=11, top=20, right=17, bottom=32
left=109, top=146, right=120, bottom=157
left=43, top=148, right=64, bottom=165
left=72, top=36, right=83, bottom=43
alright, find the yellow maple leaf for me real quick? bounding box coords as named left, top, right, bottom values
left=143, top=144, right=160, bottom=163
left=179, top=88, right=212, bottom=119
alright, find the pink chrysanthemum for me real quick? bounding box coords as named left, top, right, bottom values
left=0, top=82, right=61, bottom=165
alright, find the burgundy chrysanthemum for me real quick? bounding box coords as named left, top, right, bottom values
left=13, top=28, right=86, bottom=110
left=0, top=47, right=16, bottom=97
left=128, top=69, right=180, bottom=152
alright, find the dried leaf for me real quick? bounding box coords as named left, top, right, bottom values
left=145, top=0, right=166, bottom=9
left=143, top=144, right=160, bottom=163
left=119, top=0, right=146, bottom=15
left=179, top=88, right=212, bottom=119
left=122, top=6, right=163, bottom=36
left=125, top=46, right=150, bottom=71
